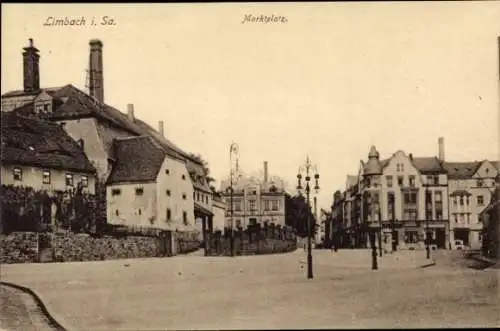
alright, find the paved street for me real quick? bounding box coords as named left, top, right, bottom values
left=1, top=249, right=498, bottom=330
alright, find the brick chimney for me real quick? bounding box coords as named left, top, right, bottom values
left=263, top=161, right=269, bottom=183
left=158, top=120, right=164, bottom=136
left=438, top=137, right=445, bottom=162
left=23, top=38, right=40, bottom=92
left=89, top=39, right=104, bottom=103
left=127, top=104, right=135, bottom=122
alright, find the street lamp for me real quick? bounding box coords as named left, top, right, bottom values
left=297, top=155, right=320, bottom=280
left=365, top=192, right=378, bottom=270
left=378, top=208, right=383, bottom=257
left=229, top=142, right=240, bottom=257
left=425, top=186, right=431, bottom=260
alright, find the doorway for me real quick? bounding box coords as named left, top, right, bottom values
left=436, top=228, right=446, bottom=249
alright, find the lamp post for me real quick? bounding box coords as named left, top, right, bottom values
left=389, top=193, right=397, bottom=252
left=229, top=142, right=240, bottom=257
left=425, top=186, right=431, bottom=260
left=370, top=224, right=379, bottom=270
left=365, top=192, right=378, bottom=270
left=297, top=155, right=320, bottom=280
left=378, top=208, right=383, bottom=257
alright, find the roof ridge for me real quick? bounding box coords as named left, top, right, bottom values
left=114, top=135, right=149, bottom=142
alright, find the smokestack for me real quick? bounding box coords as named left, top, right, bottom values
left=89, top=39, right=104, bottom=103
left=263, top=161, right=268, bottom=183
left=23, top=38, right=40, bottom=92
left=158, top=120, right=164, bottom=136
left=127, top=104, right=135, bottom=122
left=438, top=137, right=445, bottom=162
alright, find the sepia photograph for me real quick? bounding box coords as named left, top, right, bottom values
left=1, top=2, right=499, bottom=330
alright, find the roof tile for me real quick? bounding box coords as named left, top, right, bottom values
left=1, top=112, right=96, bottom=173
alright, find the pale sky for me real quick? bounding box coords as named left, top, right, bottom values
left=2, top=2, right=500, bottom=211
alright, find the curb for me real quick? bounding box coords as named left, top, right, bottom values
left=0, top=281, right=75, bottom=331
left=419, top=262, right=437, bottom=268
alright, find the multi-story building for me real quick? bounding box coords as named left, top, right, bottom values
left=444, top=160, right=498, bottom=249
left=480, top=174, right=500, bottom=259
left=333, top=137, right=499, bottom=251
left=334, top=138, right=451, bottom=250
left=106, top=136, right=195, bottom=231
left=329, top=191, right=344, bottom=248
left=220, top=161, right=287, bottom=229
left=342, top=175, right=361, bottom=248
left=2, top=38, right=216, bottom=234
left=1, top=112, right=97, bottom=194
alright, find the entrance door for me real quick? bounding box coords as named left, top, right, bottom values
left=159, top=231, right=173, bottom=256
left=454, top=229, right=470, bottom=246
left=436, top=229, right=446, bottom=249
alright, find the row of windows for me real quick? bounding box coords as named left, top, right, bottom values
left=114, top=209, right=189, bottom=225
left=453, top=213, right=473, bottom=224
left=165, top=209, right=188, bottom=225
left=452, top=195, right=484, bottom=206
left=230, top=200, right=279, bottom=212
left=367, top=175, right=442, bottom=189
left=194, top=191, right=209, bottom=204
left=165, top=168, right=187, bottom=181
left=111, top=187, right=190, bottom=201
left=12, top=168, right=88, bottom=187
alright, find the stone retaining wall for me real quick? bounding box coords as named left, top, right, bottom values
left=0, top=232, right=200, bottom=264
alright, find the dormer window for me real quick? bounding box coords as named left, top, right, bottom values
left=34, top=101, right=52, bottom=114
left=13, top=168, right=23, bottom=181
left=65, top=173, right=74, bottom=187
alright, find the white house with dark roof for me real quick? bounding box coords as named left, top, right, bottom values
left=1, top=112, right=97, bottom=194
left=2, top=38, right=216, bottom=239
left=106, top=136, right=195, bottom=232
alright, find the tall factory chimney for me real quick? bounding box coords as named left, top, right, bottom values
left=158, top=120, right=164, bottom=136
left=438, top=137, right=445, bottom=162
left=89, top=39, right=104, bottom=103
left=263, top=161, right=269, bottom=183
left=127, top=104, right=135, bottom=122
left=23, top=38, right=40, bottom=92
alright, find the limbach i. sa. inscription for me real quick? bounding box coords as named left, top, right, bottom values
left=43, top=16, right=116, bottom=27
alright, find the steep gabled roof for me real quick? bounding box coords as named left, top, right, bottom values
left=8, top=84, right=204, bottom=166
left=1, top=86, right=64, bottom=98
left=106, top=136, right=167, bottom=185
left=443, top=162, right=480, bottom=179
left=6, top=84, right=210, bottom=188
left=1, top=112, right=96, bottom=173
left=411, top=156, right=447, bottom=174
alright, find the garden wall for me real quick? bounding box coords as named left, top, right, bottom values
left=0, top=231, right=200, bottom=264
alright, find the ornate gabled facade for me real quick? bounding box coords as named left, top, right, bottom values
left=333, top=138, right=452, bottom=251
left=220, top=161, right=287, bottom=229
